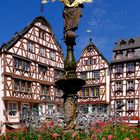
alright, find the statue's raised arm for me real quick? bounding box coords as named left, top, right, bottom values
left=59, top=0, right=92, bottom=40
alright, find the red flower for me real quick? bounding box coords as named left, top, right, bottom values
left=124, top=138, right=130, bottom=140
left=72, top=131, right=77, bottom=138
left=52, top=133, right=58, bottom=139
left=134, top=138, right=139, bottom=140
left=108, top=135, right=113, bottom=140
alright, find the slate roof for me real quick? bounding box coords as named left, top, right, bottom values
left=110, top=37, right=140, bottom=64
left=113, top=37, right=140, bottom=51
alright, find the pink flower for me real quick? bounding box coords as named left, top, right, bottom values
left=72, top=131, right=77, bottom=138
left=95, top=119, right=100, bottom=124
left=124, top=138, right=130, bottom=140
left=108, top=135, right=113, bottom=140
left=102, top=137, right=106, bottom=140
left=130, top=129, right=136, bottom=133
left=52, top=133, right=58, bottom=139
left=48, top=121, right=54, bottom=128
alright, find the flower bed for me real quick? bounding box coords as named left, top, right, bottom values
left=1, top=121, right=140, bottom=140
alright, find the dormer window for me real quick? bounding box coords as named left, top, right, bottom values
left=127, top=49, right=134, bottom=58
left=120, top=40, right=126, bottom=46
left=128, top=38, right=135, bottom=45
left=115, top=51, right=122, bottom=59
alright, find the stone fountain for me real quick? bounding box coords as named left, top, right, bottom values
left=55, top=0, right=87, bottom=129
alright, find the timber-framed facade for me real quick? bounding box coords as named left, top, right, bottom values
left=110, top=38, right=140, bottom=124
left=0, top=16, right=64, bottom=132
left=76, top=39, right=110, bottom=115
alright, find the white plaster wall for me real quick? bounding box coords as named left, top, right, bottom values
left=0, top=56, right=6, bottom=133
left=106, top=68, right=110, bottom=103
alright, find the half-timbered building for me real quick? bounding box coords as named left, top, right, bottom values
left=110, top=38, right=140, bottom=124
left=0, top=16, right=64, bottom=132
left=76, top=39, right=110, bottom=116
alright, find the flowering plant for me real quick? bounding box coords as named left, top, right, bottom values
left=1, top=120, right=140, bottom=140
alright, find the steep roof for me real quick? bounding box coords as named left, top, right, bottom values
left=113, top=37, right=140, bottom=51
left=0, top=16, right=62, bottom=53
left=77, top=39, right=109, bottom=65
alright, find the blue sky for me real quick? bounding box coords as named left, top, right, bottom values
left=0, top=0, right=140, bottom=61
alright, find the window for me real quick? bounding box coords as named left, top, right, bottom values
left=39, top=30, right=45, bottom=40
left=14, top=58, right=30, bottom=71
left=82, top=88, right=89, bottom=97
left=55, top=88, right=63, bottom=97
left=127, top=80, right=134, bottom=90
left=80, top=72, right=87, bottom=79
left=85, top=60, right=88, bottom=65
left=40, top=46, right=45, bottom=57
left=92, top=70, right=99, bottom=79
left=14, top=80, right=19, bottom=91
left=27, top=41, right=34, bottom=53
left=127, top=100, right=134, bottom=110
left=85, top=59, right=93, bottom=65
left=21, top=104, right=29, bottom=116
left=91, top=87, right=100, bottom=98
left=115, top=64, right=123, bottom=73
left=38, top=65, right=47, bottom=76
left=23, top=61, right=30, bottom=71
left=8, top=103, right=17, bottom=116
left=50, top=50, right=55, bottom=60
left=26, top=82, right=31, bottom=93
left=41, top=85, right=49, bottom=95
left=93, top=59, right=97, bottom=65
left=48, top=105, right=53, bottom=115
left=14, top=79, right=31, bottom=93
left=126, top=63, right=134, bottom=72
left=87, top=47, right=93, bottom=52
left=21, top=81, right=25, bottom=92
left=115, top=81, right=122, bottom=91
left=89, top=59, right=92, bottom=65
left=15, top=58, right=21, bottom=69
left=115, top=100, right=123, bottom=110
left=83, top=105, right=89, bottom=114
